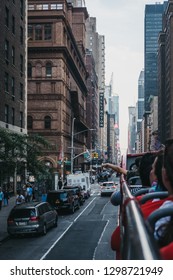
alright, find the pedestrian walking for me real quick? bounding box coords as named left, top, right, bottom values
left=58, top=178, right=63, bottom=189
left=3, top=188, right=9, bottom=206
left=26, top=184, right=33, bottom=202
left=41, top=189, right=47, bottom=202
left=0, top=187, right=4, bottom=210
left=16, top=190, right=25, bottom=205
left=22, top=184, right=27, bottom=201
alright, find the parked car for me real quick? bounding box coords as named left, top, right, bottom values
left=100, top=181, right=118, bottom=196
left=7, top=201, right=58, bottom=237
left=97, top=171, right=109, bottom=182
left=47, top=189, right=80, bottom=213
left=63, top=185, right=85, bottom=205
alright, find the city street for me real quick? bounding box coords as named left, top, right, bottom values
left=0, top=183, right=119, bottom=260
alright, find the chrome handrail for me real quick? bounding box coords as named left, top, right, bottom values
left=119, top=176, right=161, bottom=260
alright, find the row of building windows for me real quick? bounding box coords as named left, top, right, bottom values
left=28, top=24, right=52, bottom=41
left=27, top=116, right=51, bottom=130
left=28, top=3, right=63, bottom=11
left=28, top=62, right=52, bottom=78
left=5, top=0, right=24, bottom=29
left=5, top=40, right=24, bottom=70
left=5, top=105, right=23, bottom=128
left=4, top=72, right=24, bottom=100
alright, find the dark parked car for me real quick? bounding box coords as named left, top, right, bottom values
left=47, top=189, right=80, bottom=213
left=7, top=202, right=58, bottom=236
left=63, top=185, right=85, bottom=205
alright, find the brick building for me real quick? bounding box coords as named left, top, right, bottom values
left=27, top=0, right=89, bottom=177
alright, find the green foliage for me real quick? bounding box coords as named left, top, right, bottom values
left=0, top=128, right=52, bottom=181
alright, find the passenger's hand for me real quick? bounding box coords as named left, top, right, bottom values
left=102, top=163, right=109, bottom=169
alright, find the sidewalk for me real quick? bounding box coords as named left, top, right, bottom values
left=0, top=196, right=16, bottom=242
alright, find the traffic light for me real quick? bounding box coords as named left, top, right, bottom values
left=92, top=152, right=98, bottom=158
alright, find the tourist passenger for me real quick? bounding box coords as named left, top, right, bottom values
left=0, top=187, right=3, bottom=210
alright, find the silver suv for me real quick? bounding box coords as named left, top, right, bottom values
left=7, top=201, right=58, bottom=236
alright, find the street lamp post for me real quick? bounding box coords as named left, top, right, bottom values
left=71, top=117, right=76, bottom=174
left=70, top=117, right=95, bottom=174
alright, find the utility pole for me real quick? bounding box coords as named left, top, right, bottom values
left=71, top=117, right=76, bottom=174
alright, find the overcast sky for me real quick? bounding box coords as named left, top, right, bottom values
left=85, top=0, right=164, bottom=154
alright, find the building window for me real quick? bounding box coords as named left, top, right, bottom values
left=28, top=5, right=34, bottom=10
left=12, top=15, right=15, bottom=34
left=20, top=83, right=23, bottom=100
left=44, top=116, right=51, bottom=129
left=28, top=25, right=33, bottom=40
left=20, top=0, right=24, bottom=19
left=44, top=24, right=52, bottom=40
left=20, top=26, right=23, bottom=44
left=20, top=54, right=23, bottom=74
left=12, top=46, right=15, bottom=65
left=28, top=24, right=52, bottom=41
left=27, top=116, right=33, bottom=129
left=5, top=105, right=9, bottom=123
left=12, top=108, right=15, bottom=125
left=28, top=63, right=32, bottom=78
left=11, top=77, right=15, bottom=97
left=43, top=4, right=49, bottom=10
left=20, top=111, right=23, bottom=128
left=5, top=72, right=9, bottom=93
left=50, top=4, right=63, bottom=10
left=5, top=40, right=9, bottom=62
left=36, top=5, right=43, bottom=10
left=5, top=7, right=9, bottom=27
left=35, top=24, right=42, bottom=40
left=46, top=62, right=52, bottom=77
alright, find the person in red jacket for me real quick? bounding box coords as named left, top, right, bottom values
left=111, top=143, right=173, bottom=259
left=160, top=242, right=173, bottom=260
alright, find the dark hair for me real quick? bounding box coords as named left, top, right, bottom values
left=138, top=153, right=156, bottom=186
left=163, top=139, right=173, bottom=187
left=154, top=151, right=167, bottom=191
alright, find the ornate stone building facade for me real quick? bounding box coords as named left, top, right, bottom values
left=27, top=0, right=89, bottom=176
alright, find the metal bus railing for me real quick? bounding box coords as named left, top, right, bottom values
left=119, top=176, right=161, bottom=259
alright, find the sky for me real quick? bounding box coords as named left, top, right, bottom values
left=85, top=0, right=164, bottom=154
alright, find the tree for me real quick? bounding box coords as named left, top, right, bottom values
left=0, top=128, right=52, bottom=185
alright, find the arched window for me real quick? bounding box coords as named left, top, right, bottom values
left=44, top=115, right=51, bottom=129
left=46, top=62, right=52, bottom=77
left=28, top=63, right=32, bottom=78
left=27, top=115, right=33, bottom=129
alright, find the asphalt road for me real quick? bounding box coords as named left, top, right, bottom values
left=0, top=183, right=119, bottom=260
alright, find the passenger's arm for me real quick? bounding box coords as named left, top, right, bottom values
left=102, top=163, right=127, bottom=175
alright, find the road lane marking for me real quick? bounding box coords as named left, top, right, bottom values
left=92, top=220, right=109, bottom=260
left=40, top=197, right=96, bottom=260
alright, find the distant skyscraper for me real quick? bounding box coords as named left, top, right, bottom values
left=144, top=2, right=167, bottom=112
left=137, top=70, right=144, bottom=132
left=128, top=106, right=136, bottom=153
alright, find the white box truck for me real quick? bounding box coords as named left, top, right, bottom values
left=66, top=173, right=91, bottom=198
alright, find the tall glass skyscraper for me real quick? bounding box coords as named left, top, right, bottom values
left=144, top=2, right=167, bottom=112
left=137, top=70, right=144, bottom=132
